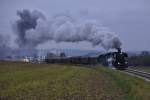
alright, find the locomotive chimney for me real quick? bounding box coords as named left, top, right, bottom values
left=117, top=48, right=121, bottom=53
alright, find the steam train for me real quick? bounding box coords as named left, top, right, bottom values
left=45, top=48, right=128, bottom=70
left=108, top=48, right=128, bottom=70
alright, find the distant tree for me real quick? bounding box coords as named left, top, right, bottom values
left=60, top=52, right=66, bottom=57
left=46, top=53, right=56, bottom=59
left=141, top=51, right=149, bottom=56
left=128, top=55, right=150, bottom=66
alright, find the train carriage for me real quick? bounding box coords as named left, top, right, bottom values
left=45, top=48, right=128, bottom=70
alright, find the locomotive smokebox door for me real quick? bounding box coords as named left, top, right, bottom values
left=113, top=48, right=128, bottom=70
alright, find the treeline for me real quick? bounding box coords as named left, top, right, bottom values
left=128, top=55, right=150, bottom=66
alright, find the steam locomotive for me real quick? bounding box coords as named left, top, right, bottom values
left=111, top=48, right=128, bottom=69
left=45, top=48, right=128, bottom=70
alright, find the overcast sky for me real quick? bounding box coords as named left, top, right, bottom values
left=0, top=0, right=150, bottom=51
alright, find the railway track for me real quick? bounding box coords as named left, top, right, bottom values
left=124, top=68, right=150, bottom=81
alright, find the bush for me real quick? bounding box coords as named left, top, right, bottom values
left=128, top=55, right=150, bottom=66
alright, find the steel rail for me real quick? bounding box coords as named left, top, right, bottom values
left=124, top=69, right=150, bottom=80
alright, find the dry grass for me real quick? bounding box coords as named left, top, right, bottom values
left=0, top=61, right=123, bottom=100
left=95, top=66, right=150, bottom=100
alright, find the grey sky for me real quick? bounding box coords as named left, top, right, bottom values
left=0, top=0, right=150, bottom=51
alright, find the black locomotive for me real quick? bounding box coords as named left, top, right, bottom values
left=111, top=48, right=128, bottom=69
left=45, top=48, right=128, bottom=70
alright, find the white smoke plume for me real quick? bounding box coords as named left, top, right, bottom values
left=0, top=34, right=8, bottom=48
left=13, top=9, right=45, bottom=48
left=0, top=34, right=11, bottom=58
left=14, top=9, right=122, bottom=50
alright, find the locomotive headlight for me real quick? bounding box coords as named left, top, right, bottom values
left=118, top=62, right=120, bottom=64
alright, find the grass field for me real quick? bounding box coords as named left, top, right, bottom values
left=95, top=67, right=150, bottom=100
left=0, top=61, right=149, bottom=100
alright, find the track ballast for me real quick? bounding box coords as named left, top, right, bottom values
left=124, top=68, right=150, bottom=81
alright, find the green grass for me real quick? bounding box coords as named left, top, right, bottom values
left=0, top=61, right=123, bottom=100
left=95, top=66, right=150, bottom=100
left=0, top=61, right=149, bottom=100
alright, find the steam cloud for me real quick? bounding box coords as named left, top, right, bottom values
left=0, top=34, right=10, bottom=58
left=14, top=9, right=122, bottom=50
left=13, top=9, right=45, bottom=48
left=0, top=34, right=9, bottom=48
